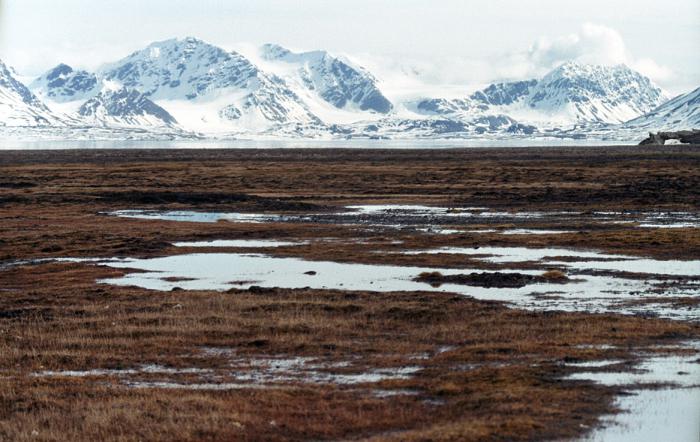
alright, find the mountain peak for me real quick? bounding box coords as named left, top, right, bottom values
left=46, top=63, right=74, bottom=78
left=260, top=43, right=292, bottom=60
left=545, top=61, right=636, bottom=79
left=530, top=63, right=665, bottom=123
left=147, top=36, right=212, bottom=50
left=30, top=64, right=98, bottom=103
left=100, top=37, right=258, bottom=100
left=0, top=60, right=64, bottom=126
left=465, top=62, right=668, bottom=125
left=0, top=60, right=42, bottom=106
left=259, top=44, right=392, bottom=114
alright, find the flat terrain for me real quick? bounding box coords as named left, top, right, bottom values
left=1, top=146, right=699, bottom=441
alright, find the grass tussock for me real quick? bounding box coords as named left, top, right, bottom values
left=541, top=269, right=568, bottom=281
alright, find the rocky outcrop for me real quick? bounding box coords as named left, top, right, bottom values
left=639, top=129, right=700, bottom=145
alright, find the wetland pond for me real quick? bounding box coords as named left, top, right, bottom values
left=98, top=206, right=700, bottom=322
left=13, top=203, right=700, bottom=442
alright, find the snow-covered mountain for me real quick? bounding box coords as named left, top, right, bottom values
left=30, top=64, right=98, bottom=103
left=78, top=87, right=178, bottom=128
left=98, top=37, right=320, bottom=131
left=625, top=87, right=700, bottom=130
left=416, top=63, right=667, bottom=127
left=414, top=97, right=487, bottom=116
left=0, top=60, right=66, bottom=127
left=512, top=62, right=667, bottom=124
left=259, top=44, right=393, bottom=114
left=471, top=80, right=538, bottom=106
left=3, top=38, right=696, bottom=140
left=100, top=37, right=262, bottom=100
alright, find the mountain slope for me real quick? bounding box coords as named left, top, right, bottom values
left=512, top=62, right=667, bottom=124
left=0, top=60, right=65, bottom=126
left=471, top=80, right=538, bottom=106
left=30, top=64, right=98, bottom=102
left=625, top=87, right=700, bottom=130
left=6, top=41, right=691, bottom=139
left=417, top=63, right=667, bottom=127
left=414, top=97, right=487, bottom=116
left=98, top=37, right=320, bottom=130
left=100, top=37, right=260, bottom=100
left=78, top=87, right=178, bottom=128
left=260, top=44, right=393, bottom=114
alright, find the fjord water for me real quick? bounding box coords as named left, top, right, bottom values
left=0, top=139, right=635, bottom=150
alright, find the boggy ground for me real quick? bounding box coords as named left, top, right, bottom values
left=1, top=146, right=700, bottom=441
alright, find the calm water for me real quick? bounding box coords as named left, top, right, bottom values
left=568, top=342, right=700, bottom=442
left=0, top=138, right=635, bottom=150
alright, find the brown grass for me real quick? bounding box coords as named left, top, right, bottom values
left=1, top=261, right=697, bottom=441
left=541, top=269, right=568, bottom=281
left=0, top=147, right=699, bottom=440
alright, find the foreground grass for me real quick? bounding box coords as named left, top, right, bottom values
left=1, top=263, right=697, bottom=441
left=1, top=147, right=699, bottom=440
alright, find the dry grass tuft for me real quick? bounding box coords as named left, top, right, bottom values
left=541, top=269, right=568, bottom=281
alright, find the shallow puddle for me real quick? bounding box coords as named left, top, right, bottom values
left=637, top=212, right=700, bottom=229
left=404, top=246, right=700, bottom=277
left=639, top=223, right=700, bottom=229
left=35, top=365, right=212, bottom=378
left=580, top=388, right=699, bottom=442
left=110, top=207, right=700, bottom=235
left=93, top=208, right=700, bottom=321
left=110, top=210, right=304, bottom=224
left=91, top=252, right=700, bottom=321
left=344, top=205, right=489, bottom=215
left=499, top=229, right=574, bottom=235
left=173, top=239, right=307, bottom=248
left=568, top=343, right=700, bottom=442
left=33, top=351, right=421, bottom=391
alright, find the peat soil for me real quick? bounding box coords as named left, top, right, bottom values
left=1, top=146, right=699, bottom=441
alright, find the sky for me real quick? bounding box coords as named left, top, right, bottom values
left=0, top=0, right=698, bottom=95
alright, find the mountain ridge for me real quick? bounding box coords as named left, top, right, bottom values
left=0, top=59, right=67, bottom=127
left=0, top=38, right=694, bottom=140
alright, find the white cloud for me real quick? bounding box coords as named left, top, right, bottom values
left=528, top=23, right=628, bottom=68
left=518, top=23, right=674, bottom=84
left=632, top=58, right=674, bottom=83
left=353, top=23, right=676, bottom=99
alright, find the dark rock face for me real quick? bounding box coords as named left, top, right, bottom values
left=31, top=64, right=98, bottom=102
left=307, top=55, right=393, bottom=113
left=262, top=44, right=393, bottom=114
left=219, top=104, right=242, bottom=121
left=640, top=130, right=700, bottom=145
left=394, top=119, right=468, bottom=133
left=0, top=62, right=45, bottom=107
left=471, top=80, right=538, bottom=106
left=45, top=64, right=73, bottom=84
left=473, top=114, right=517, bottom=130
left=0, top=60, right=58, bottom=125
left=416, top=98, right=487, bottom=115
left=44, top=64, right=97, bottom=97
left=78, top=88, right=177, bottom=125
left=506, top=123, right=537, bottom=135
